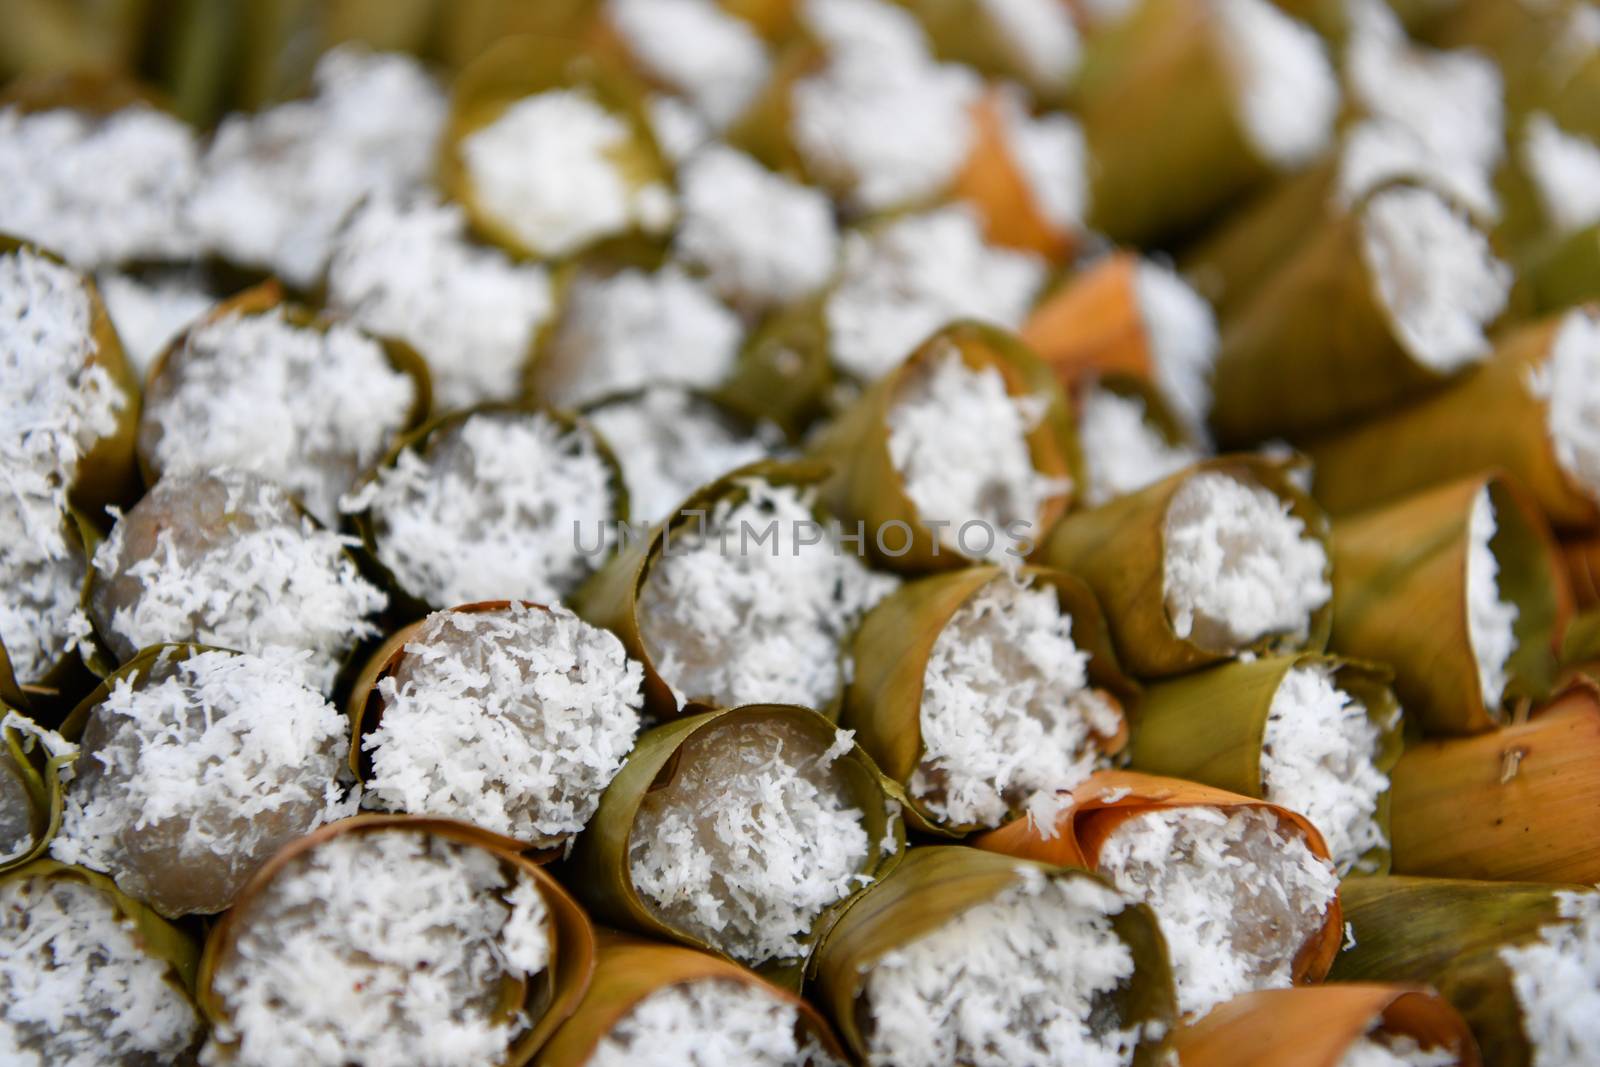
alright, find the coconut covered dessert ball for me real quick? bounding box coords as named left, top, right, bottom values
left=50, top=648, right=354, bottom=916
left=1497, top=889, right=1600, bottom=1066
left=1077, top=385, right=1205, bottom=506
left=357, top=602, right=644, bottom=848
left=0, top=867, right=202, bottom=1066
left=325, top=194, right=554, bottom=411
left=88, top=468, right=386, bottom=693
left=602, top=0, right=771, bottom=131
left=1522, top=114, right=1600, bottom=240
left=1529, top=309, right=1600, bottom=518
left=342, top=408, right=622, bottom=609
left=1464, top=485, right=1521, bottom=710
left=203, top=823, right=573, bottom=1067
left=139, top=296, right=421, bottom=526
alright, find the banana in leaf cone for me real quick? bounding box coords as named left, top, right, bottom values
left=901, top=0, right=1080, bottom=105
left=0, top=709, right=77, bottom=875
left=807, top=844, right=1177, bottom=1066
left=199, top=814, right=596, bottom=1067
left=562, top=704, right=904, bottom=988
left=1326, top=472, right=1569, bottom=735
left=1331, top=874, right=1600, bottom=1067
left=534, top=932, right=846, bottom=1066
left=712, top=294, right=834, bottom=441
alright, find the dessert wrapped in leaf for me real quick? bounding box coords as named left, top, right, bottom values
left=1386, top=686, right=1600, bottom=884
left=139, top=283, right=430, bottom=527
left=1040, top=456, right=1332, bottom=677
left=535, top=933, right=847, bottom=1067
left=49, top=645, right=354, bottom=917
left=1128, top=653, right=1403, bottom=875
left=0, top=711, right=75, bottom=875
left=841, top=565, right=1135, bottom=836
left=1074, top=377, right=1208, bottom=507
left=1327, top=473, right=1568, bottom=735
left=94, top=265, right=224, bottom=380
left=343, top=405, right=627, bottom=616
left=1332, top=875, right=1600, bottom=1067
left=807, top=844, right=1177, bottom=1066
left=199, top=816, right=595, bottom=1067
left=811, top=321, right=1077, bottom=571
left=87, top=468, right=388, bottom=693
left=1170, top=985, right=1481, bottom=1067
left=572, top=460, right=897, bottom=715
left=975, top=770, right=1343, bottom=1017
left=897, top=0, right=1083, bottom=103
left=565, top=704, right=903, bottom=981
left=347, top=601, right=644, bottom=853
left=0, top=859, right=203, bottom=1065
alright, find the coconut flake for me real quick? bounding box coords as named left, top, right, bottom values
left=827, top=206, right=1046, bottom=382
left=586, top=388, right=775, bottom=523
left=1134, top=259, right=1219, bottom=438
left=0, top=104, right=201, bottom=269
left=461, top=88, right=674, bottom=259
left=1523, top=114, right=1600, bottom=238
left=994, top=85, right=1089, bottom=233
left=189, top=47, right=445, bottom=287
left=910, top=575, right=1123, bottom=829
left=1335, top=118, right=1500, bottom=221
left=886, top=343, right=1071, bottom=558
left=647, top=94, right=714, bottom=163
left=588, top=977, right=838, bottom=1067
left=637, top=478, right=899, bottom=709
left=1079, top=388, right=1204, bottom=507
left=863, top=871, right=1140, bottom=1067
left=1337, top=1030, right=1459, bottom=1067
left=1215, top=0, right=1338, bottom=168
left=1499, top=888, right=1600, bottom=1067
left=976, top=0, right=1082, bottom=92
left=0, top=875, right=201, bottom=1067
left=1465, top=486, right=1520, bottom=711
left=1529, top=308, right=1600, bottom=508
left=94, top=269, right=216, bottom=379
left=140, top=306, right=416, bottom=525
left=1095, top=804, right=1340, bottom=1017
left=90, top=468, right=386, bottom=694
left=364, top=603, right=643, bottom=846
left=628, top=715, right=873, bottom=965
left=51, top=649, right=355, bottom=915
left=606, top=0, right=771, bottom=128
left=674, top=145, right=840, bottom=313
left=1261, top=665, right=1391, bottom=875
left=204, top=829, right=551, bottom=1067
left=1162, top=471, right=1331, bottom=652
left=802, top=0, right=932, bottom=64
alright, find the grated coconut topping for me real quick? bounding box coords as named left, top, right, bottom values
left=975, top=0, right=1083, bottom=93
left=141, top=306, right=417, bottom=526
left=341, top=409, right=617, bottom=607
left=827, top=206, right=1046, bottom=382
left=628, top=715, right=873, bottom=965
left=1523, top=114, right=1600, bottom=238
left=1095, top=804, right=1340, bottom=1017
left=1499, top=888, right=1600, bottom=1067
left=364, top=603, right=644, bottom=847
left=606, top=0, right=771, bottom=129
left=994, top=85, right=1089, bottom=234
left=862, top=868, right=1140, bottom=1067
left=0, top=875, right=201, bottom=1067
left=326, top=194, right=554, bottom=411
left=50, top=649, right=356, bottom=916
left=586, top=977, right=841, bottom=1067
left=1529, top=308, right=1600, bottom=507
left=636, top=478, right=900, bottom=708
left=910, top=574, right=1123, bottom=829
left=1465, top=486, right=1520, bottom=711
left=1162, top=471, right=1331, bottom=652
left=1214, top=0, right=1338, bottom=168
left=1134, top=259, right=1220, bottom=439
left=1335, top=118, right=1500, bottom=222
left=1078, top=388, right=1204, bottom=507
left=802, top=0, right=931, bottom=66
left=94, top=269, right=216, bottom=379
left=1337, top=1030, right=1459, bottom=1067
left=204, top=829, right=552, bottom=1067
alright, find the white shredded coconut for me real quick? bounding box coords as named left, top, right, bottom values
left=90, top=468, right=387, bottom=694
left=993, top=87, right=1089, bottom=234
left=539, top=266, right=744, bottom=409
left=674, top=145, right=840, bottom=312
left=1529, top=308, right=1600, bottom=507
left=1260, top=665, right=1391, bottom=875
left=863, top=870, right=1140, bottom=1067
left=801, top=0, right=932, bottom=67
left=638, top=479, right=899, bottom=709
left=1523, top=114, right=1600, bottom=237
left=586, top=388, right=774, bottom=523
left=1336, top=1030, right=1459, bottom=1067
left=976, top=0, right=1082, bottom=93
left=1465, top=486, right=1520, bottom=711
left=586, top=977, right=837, bottom=1067
left=1095, top=804, right=1339, bottom=1017
left=910, top=575, right=1123, bottom=829
left=341, top=409, right=617, bottom=608
left=1162, top=471, right=1331, bottom=652
left=461, top=88, right=674, bottom=259
left=606, top=0, right=771, bottom=128
left=647, top=94, right=713, bottom=163
left=1334, top=118, right=1500, bottom=222
left=326, top=194, right=554, bottom=411
left=886, top=344, right=1071, bottom=559
left=204, top=830, right=552, bottom=1067
left=94, top=270, right=215, bottom=379
left=1134, top=260, right=1219, bottom=438
left=628, top=715, right=872, bottom=965
left=51, top=649, right=356, bottom=915
left=1359, top=185, right=1510, bottom=374
left=1, top=249, right=125, bottom=682
left=364, top=603, right=643, bottom=847
left=1079, top=388, right=1203, bottom=507
left=0, top=104, right=201, bottom=269
left=189, top=47, right=445, bottom=288
left=0, top=875, right=201, bottom=1067
left=1499, top=888, right=1600, bottom=1067
left=1214, top=0, right=1338, bottom=167
left=827, top=206, right=1046, bottom=382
